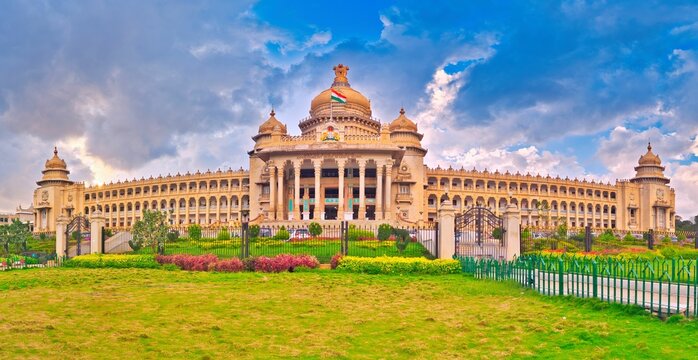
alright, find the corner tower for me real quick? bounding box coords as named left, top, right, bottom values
left=625, top=143, right=675, bottom=231
left=33, top=148, right=84, bottom=231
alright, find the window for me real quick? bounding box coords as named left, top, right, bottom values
left=399, top=184, right=410, bottom=194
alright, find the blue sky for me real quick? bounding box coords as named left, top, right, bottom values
left=0, top=0, right=697, bottom=217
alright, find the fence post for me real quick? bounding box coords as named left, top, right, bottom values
left=558, top=258, right=564, bottom=296
left=648, top=229, right=654, bottom=250
left=241, top=222, right=249, bottom=258
left=694, top=216, right=698, bottom=249
left=434, top=221, right=440, bottom=257
left=342, top=221, right=349, bottom=256
left=503, top=204, right=521, bottom=261
left=55, top=215, right=69, bottom=260
left=592, top=260, right=598, bottom=298
left=437, top=200, right=456, bottom=259
left=584, top=226, right=592, bottom=252
left=89, top=211, right=106, bottom=254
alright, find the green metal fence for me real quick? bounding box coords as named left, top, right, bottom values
left=457, top=254, right=698, bottom=318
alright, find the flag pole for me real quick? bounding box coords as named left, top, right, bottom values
left=330, top=90, right=333, bottom=123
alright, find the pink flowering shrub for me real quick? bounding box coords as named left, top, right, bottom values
left=156, top=254, right=218, bottom=271
left=331, top=253, right=343, bottom=269
left=254, top=254, right=320, bottom=273
left=208, top=258, right=244, bottom=272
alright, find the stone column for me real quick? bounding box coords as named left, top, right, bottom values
left=384, top=160, right=393, bottom=220
left=277, top=165, right=284, bottom=220
left=503, top=204, right=521, bottom=261
left=90, top=211, right=106, bottom=254
left=293, top=161, right=301, bottom=221
left=269, top=164, right=276, bottom=220
left=337, top=159, right=346, bottom=221
left=55, top=215, right=69, bottom=260
left=376, top=163, right=383, bottom=221
left=358, top=159, right=366, bottom=220
left=437, top=199, right=455, bottom=259
left=313, top=159, right=322, bottom=220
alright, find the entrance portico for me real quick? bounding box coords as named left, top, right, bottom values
left=261, top=155, right=398, bottom=221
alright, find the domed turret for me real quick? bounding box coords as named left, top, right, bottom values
left=638, top=143, right=661, bottom=165
left=37, top=147, right=72, bottom=186
left=389, top=108, right=418, bottom=132
left=631, top=143, right=669, bottom=184
left=257, top=109, right=287, bottom=134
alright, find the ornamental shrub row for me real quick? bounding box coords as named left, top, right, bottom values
left=334, top=256, right=461, bottom=275
left=155, top=253, right=320, bottom=273
left=64, top=254, right=161, bottom=269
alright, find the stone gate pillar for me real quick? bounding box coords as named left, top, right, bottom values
left=437, top=199, right=456, bottom=259
left=90, top=211, right=106, bottom=254
left=55, top=215, right=69, bottom=259
left=503, top=204, right=521, bottom=261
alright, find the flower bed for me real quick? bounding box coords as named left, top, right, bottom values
left=156, top=253, right=320, bottom=273
left=334, top=256, right=461, bottom=275
left=64, top=254, right=161, bottom=269
left=540, top=245, right=698, bottom=260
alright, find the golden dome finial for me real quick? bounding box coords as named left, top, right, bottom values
left=270, top=108, right=275, bottom=117
left=54, top=146, right=58, bottom=156
left=647, top=142, right=652, bottom=152
left=399, top=107, right=405, bottom=115
left=332, top=64, right=350, bottom=86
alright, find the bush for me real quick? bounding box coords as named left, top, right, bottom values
left=392, top=228, right=410, bottom=253
left=64, top=254, right=160, bottom=269
left=216, top=228, right=231, bottom=240
left=128, top=239, right=142, bottom=252
left=208, top=258, right=244, bottom=272
left=331, top=253, right=342, bottom=269
left=348, top=227, right=375, bottom=241
left=623, top=232, right=636, bottom=243
left=249, top=224, right=260, bottom=238
left=167, top=230, right=180, bottom=242
left=273, top=226, right=290, bottom=241
left=242, top=257, right=257, bottom=271
left=335, top=256, right=461, bottom=275
left=377, top=224, right=393, bottom=241
left=308, top=222, right=322, bottom=237
left=156, top=254, right=218, bottom=271
left=492, top=227, right=504, bottom=240
left=254, top=254, right=320, bottom=273
left=188, top=224, right=202, bottom=241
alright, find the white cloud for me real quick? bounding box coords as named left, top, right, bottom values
left=189, top=41, right=233, bottom=59
left=670, top=21, right=698, bottom=35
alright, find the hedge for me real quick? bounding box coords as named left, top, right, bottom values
left=64, top=254, right=161, bottom=269
left=334, top=256, right=461, bottom=275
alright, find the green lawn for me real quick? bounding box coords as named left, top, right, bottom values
left=139, top=239, right=430, bottom=262
left=1, top=269, right=697, bottom=359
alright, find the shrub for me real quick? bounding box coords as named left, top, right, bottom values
left=377, top=224, right=393, bottom=241
left=64, top=254, right=160, bottom=269
left=348, top=228, right=376, bottom=241
left=392, top=228, right=411, bottom=253
left=209, top=258, right=244, bottom=272
left=521, top=228, right=532, bottom=239
left=335, top=256, right=461, bottom=275
left=623, top=232, right=636, bottom=243
left=308, top=222, right=322, bottom=237
left=492, top=227, right=504, bottom=240
left=156, top=254, right=218, bottom=271
left=331, top=253, right=342, bottom=269
left=254, top=254, right=320, bottom=273
left=242, top=257, right=257, bottom=271
left=167, top=230, right=180, bottom=242
left=128, top=239, right=143, bottom=252
left=273, top=226, right=290, bottom=240
left=249, top=224, right=260, bottom=238
left=662, top=235, right=672, bottom=245
left=188, top=224, right=202, bottom=241
left=216, top=228, right=231, bottom=240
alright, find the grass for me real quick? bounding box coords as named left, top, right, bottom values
left=1, top=269, right=697, bottom=358
left=137, top=239, right=430, bottom=262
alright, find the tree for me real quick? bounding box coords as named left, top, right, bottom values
left=188, top=224, right=202, bottom=241
left=308, top=222, right=322, bottom=237
left=131, top=210, right=170, bottom=253
left=249, top=224, right=260, bottom=238
left=377, top=223, right=393, bottom=241
left=553, top=223, right=568, bottom=240
left=0, top=220, right=32, bottom=255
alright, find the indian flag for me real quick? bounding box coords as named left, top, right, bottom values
left=331, top=89, right=347, bottom=103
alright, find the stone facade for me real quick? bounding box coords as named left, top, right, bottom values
left=31, top=64, right=676, bottom=233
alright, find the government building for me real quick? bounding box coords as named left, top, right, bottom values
left=32, top=64, right=676, bottom=233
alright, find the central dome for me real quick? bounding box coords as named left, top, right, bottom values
left=309, top=64, right=372, bottom=118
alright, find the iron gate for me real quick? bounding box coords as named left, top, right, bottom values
left=65, top=216, right=91, bottom=258
left=455, top=207, right=505, bottom=259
